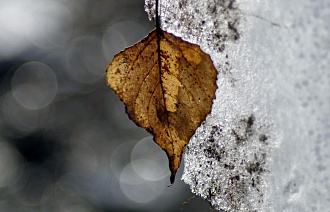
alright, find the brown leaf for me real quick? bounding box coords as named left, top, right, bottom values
left=106, top=29, right=217, bottom=184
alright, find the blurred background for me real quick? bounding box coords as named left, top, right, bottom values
left=0, top=0, right=211, bottom=211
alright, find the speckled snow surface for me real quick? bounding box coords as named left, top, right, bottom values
left=145, top=0, right=330, bottom=211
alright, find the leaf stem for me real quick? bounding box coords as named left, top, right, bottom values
left=155, top=0, right=160, bottom=31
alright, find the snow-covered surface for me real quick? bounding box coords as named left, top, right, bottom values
left=146, top=0, right=330, bottom=211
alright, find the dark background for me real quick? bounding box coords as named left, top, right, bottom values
left=0, top=0, right=211, bottom=211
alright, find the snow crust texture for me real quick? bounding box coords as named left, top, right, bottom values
left=146, top=0, right=330, bottom=211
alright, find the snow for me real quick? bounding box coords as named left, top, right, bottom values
left=146, top=0, right=330, bottom=211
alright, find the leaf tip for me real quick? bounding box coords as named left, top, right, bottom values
left=167, top=171, right=176, bottom=187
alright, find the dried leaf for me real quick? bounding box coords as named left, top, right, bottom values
left=106, top=29, right=217, bottom=184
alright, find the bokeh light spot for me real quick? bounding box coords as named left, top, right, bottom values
left=66, top=36, right=106, bottom=84
left=119, top=163, right=164, bottom=204
left=12, top=61, right=58, bottom=110
left=110, top=141, right=136, bottom=179
left=131, top=136, right=169, bottom=181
